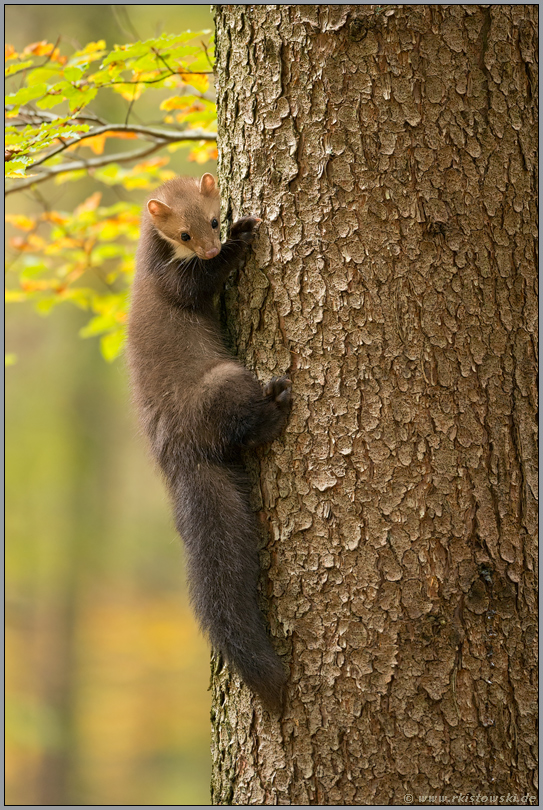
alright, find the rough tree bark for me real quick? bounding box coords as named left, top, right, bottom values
left=210, top=5, right=537, bottom=805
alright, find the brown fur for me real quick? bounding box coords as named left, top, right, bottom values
left=126, top=175, right=292, bottom=710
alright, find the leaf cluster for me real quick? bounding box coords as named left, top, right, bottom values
left=5, top=33, right=218, bottom=362
left=5, top=33, right=217, bottom=185
left=6, top=192, right=140, bottom=361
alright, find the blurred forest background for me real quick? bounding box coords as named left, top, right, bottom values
left=5, top=5, right=216, bottom=805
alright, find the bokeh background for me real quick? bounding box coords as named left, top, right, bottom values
left=5, top=5, right=216, bottom=805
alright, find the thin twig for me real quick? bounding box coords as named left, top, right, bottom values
left=104, top=70, right=213, bottom=87
left=9, top=106, right=109, bottom=127
left=23, top=123, right=216, bottom=169
left=5, top=132, right=214, bottom=196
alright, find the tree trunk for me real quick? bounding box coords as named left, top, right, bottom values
left=211, top=5, right=538, bottom=805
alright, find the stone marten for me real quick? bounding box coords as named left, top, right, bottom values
left=126, top=174, right=291, bottom=711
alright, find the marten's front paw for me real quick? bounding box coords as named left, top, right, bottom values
left=264, top=376, right=292, bottom=412
left=230, top=216, right=262, bottom=244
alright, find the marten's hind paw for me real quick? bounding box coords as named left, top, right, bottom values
left=264, top=376, right=292, bottom=411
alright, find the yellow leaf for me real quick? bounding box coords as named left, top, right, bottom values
left=41, top=211, right=69, bottom=225
left=5, top=290, right=27, bottom=302
left=132, top=157, right=169, bottom=173
left=158, top=169, right=177, bottom=183
left=188, top=143, right=218, bottom=165
left=160, top=96, right=206, bottom=113
left=5, top=214, right=36, bottom=231
left=112, top=83, right=144, bottom=102
left=5, top=44, right=18, bottom=62
left=44, top=236, right=82, bottom=254
left=179, top=73, right=209, bottom=94
left=80, top=133, right=107, bottom=155
left=160, top=96, right=184, bottom=112
left=75, top=192, right=102, bottom=216
left=77, top=40, right=106, bottom=55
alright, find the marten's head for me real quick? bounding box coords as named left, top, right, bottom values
left=147, top=174, right=222, bottom=261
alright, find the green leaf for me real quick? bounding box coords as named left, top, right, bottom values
left=167, top=44, right=203, bottom=63
left=101, top=42, right=149, bottom=66
left=5, top=59, right=33, bottom=77
left=5, top=155, right=34, bottom=178
left=63, top=66, right=86, bottom=82
left=93, top=163, right=121, bottom=183
left=100, top=329, right=125, bottom=362
left=21, top=261, right=49, bottom=280
left=184, top=51, right=213, bottom=73
left=53, top=169, right=87, bottom=184
left=59, top=288, right=94, bottom=309
left=68, top=40, right=107, bottom=67
left=5, top=119, right=90, bottom=157
left=35, top=296, right=59, bottom=314
left=5, top=82, right=48, bottom=106
left=26, top=66, right=62, bottom=86
left=66, top=84, right=97, bottom=112
left=79, top=313, right=118, bottom=338
left=35, top=92, right=67, bottom=110
left=90, top=243, right=126, bottom=262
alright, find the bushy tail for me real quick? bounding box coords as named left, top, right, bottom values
left=172, top=460, right=287, bottom=711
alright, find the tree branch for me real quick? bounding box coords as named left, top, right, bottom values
left=5, top=132, right=214, bottom=196
left=27, top=123, right=216, bottom=169
left=9, top=106, right=108, bottom=127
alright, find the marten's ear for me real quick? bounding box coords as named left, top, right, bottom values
left=147, top=199, right=171, bottom=219
left=199, top=173, right=216, bottom=196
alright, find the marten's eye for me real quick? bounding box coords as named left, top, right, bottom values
left=211, top=218, right=218, bottom=229
left=180, top=232, right=191, bottom=242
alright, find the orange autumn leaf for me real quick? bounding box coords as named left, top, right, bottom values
left=80, top=133, right=107, bottom=155
left=70, top=130, right=139, bottom=155
left=5, top=214, right=37, bottom=231
left=132, top=157, right=169, bottom=173
left=20, top=278, right=62, bottom=292
left=20, top=41, right=66, bottom=64
left=10, top=234, right=47, bottom=252
left=52, top=50, right=67, bottom=65
left=23, top=40, right=54, bottom=57
left=75, top=192, right=102, bottom=216
left=41, top=211, right=69, bottom=226
left=108, top=131, right=138, bottom=140
left=5, top=44, right=18, bottom=61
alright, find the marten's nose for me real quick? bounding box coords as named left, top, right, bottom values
left=205, top=247, right=220, bottom=259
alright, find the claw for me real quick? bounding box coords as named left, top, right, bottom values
left=264, top=375, right=292, bottom=409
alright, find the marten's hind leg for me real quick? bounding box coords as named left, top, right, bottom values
left=191, top=363, right=291, bottom=456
